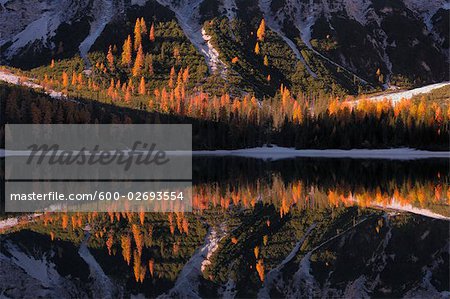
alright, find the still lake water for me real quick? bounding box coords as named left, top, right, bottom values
left=0, top=157, right=449, bottom=298
left=192, top=157, right=449, bottom=219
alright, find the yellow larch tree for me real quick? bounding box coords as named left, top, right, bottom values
left=140, top=17, right=147, bottom=34
left=132, top=44, right=144, bottom=77
left=71, top=71, right=77, bottom=86
left=125, top=87, right=132, bottom=103
left=256, top=259, right=265, bottom=281
left=149, top=258, right=155, bottom=277
left=134, top=19, right=142, bottom=51
left=139, top=77, right=146, bottom=95
left=257, top=19, right=265, bottom=41
left=62, top=71, right=69, bottom=88
left=263, top=55, right=269, bottom=66
left=121, top=35, right=132, bottom=66
left=169, top=66, right=176, bottom=88
left=254, top=42, right=260, bottom=55
left=254, top=246, right=259, bottom=258
left=149, top=23, right=155, bottom=42
left=120, top=235, right=132, bottom=265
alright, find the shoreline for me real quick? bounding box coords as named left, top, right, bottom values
left=1, top=146, right=449, bottom=160
left=190, top=146, right=449, bottom=160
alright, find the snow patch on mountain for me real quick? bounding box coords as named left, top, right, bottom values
left=294, top=0, right=319, bottom=50
left=368, top=81, right=450, bottom=103
left=131, top=0, right=148, bottom=6
left=220, top=279, right=237, bottom=299
left=222, top=0, right=237, bottom=22
left=0, top=241, right=83, bottom=297
left=258, top=223, right=316, bottom=298
left=344, top=276, right=370, bottom=298
left=78, top=232, right=116, bottom=298
left=158, top=225, right=226, bottom=298
left=344, top=0, right=372, bottom=25
left=156, top=0, right=227, bottom=75
left=288, top=250, right=318, bottom=298
left=287, top=218, right=368, bottom=297
left=403, top=248, right=450, bottom=298
left=403, top=0, right=448, bottom=33
left=372, top=199, right=450, bottom=220
left=0, top=217, right=19, bottom=230
left=264, top=0, right=370, bottom=85
left=0, top=70, right=66, bottom=99
left=403, top=0, right=449, bottom=56
left=5, top=12, right=57, bottom=57
left=201, top=28, right=227, bottom=75
left=0, top=0, right=91, bottom=58
left=375, top=29, right=393, bottom=85
left=258, top=0, right=317, bottom=78
left=0, top=214, right=42, bottom=231
left=79, top=0, right=115, bottom=66
left=3, top=242, right=57, bottom=286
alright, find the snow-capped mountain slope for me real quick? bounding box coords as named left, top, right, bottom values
left=155, top=0, right=227, bottom=74
left=1, top=0, right=448, bottom=91
left=1, top=0, right=90, bottom=58
left=1, top=212, right=447, bottom=298
left=259, top=0, right=448, bottom=84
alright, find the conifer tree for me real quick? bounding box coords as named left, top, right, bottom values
left=125, top=87, right=132, bottom=103
left=132, top=44, right=144, bottom=77
left=107, top=45, right=114, bottom=70
left=121, top=35, right=132, bottom=66
left=255, top=42, right=260, bottom=55
left=257, top=19, right=265, bottom=41
left=120, top=235, right=132, bottom=265
left=263, top=55, right=269, bottom=66
left=62, top=71, right=69, bottom=88
left=71, top=71, right=77, bottom=86
left=149, top=259, right=155, bottom=277
left=140, top=17, right=147, bottom=34
left=134, top=19, right=142, bottom=51
left=149, top=23, right=155, bottom=42
left=139, top=77, right=146, bottom=95
left=169, top=66, right=176, bottom=88
left=145, top=54, right=154, bottom=75
left=256, top=259, right=265, bottom=281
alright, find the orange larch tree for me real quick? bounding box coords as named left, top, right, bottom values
left=149, top=23, right=155, bottom=42
left=107, top=45, right=114, bottom=70
left=148, top=258, right=155, bottom=277
left=121, top=235, right=132, bottom=265
left=139, top=77, right=146, bottom=95
left=140, top=17, right=147, bottom=34
left=257, top=19, right=265, bottom=41
left=254, top=246, right=259, bottom=258
left=134, top=19, right=142, bottom=51
left=121, top=35, right=132, bottom=66
left=106, top=233, right=114, bottom=255
left=254, top=42, right=260, bottom=55
left=169, top=66, right=176, bottom=88
left=256, top=259, right=265, bottom=281
left=62, top=71, right=69, bottom=88
left=132, top=44, right=144, bottom=77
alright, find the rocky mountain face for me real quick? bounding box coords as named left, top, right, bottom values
left=260, top=0, right=449, bottom=85
left=1, top=0, right=448, bottom=93
left=0, top=212, right=448, bottom=298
